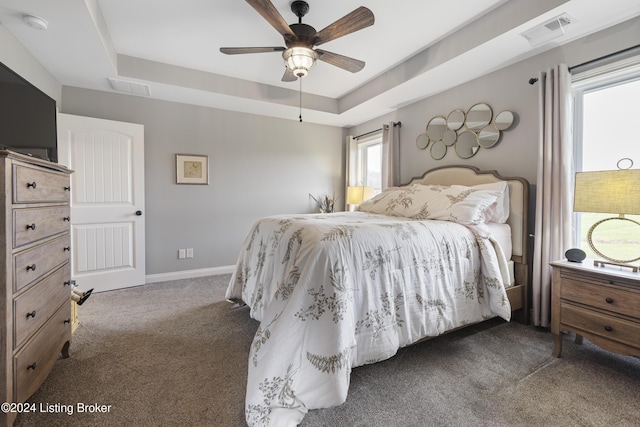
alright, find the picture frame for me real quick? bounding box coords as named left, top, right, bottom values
left=176, top=154, right=209, bottom=185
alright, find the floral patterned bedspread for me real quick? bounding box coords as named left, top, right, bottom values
left=226, top=212, right=512, bottom=427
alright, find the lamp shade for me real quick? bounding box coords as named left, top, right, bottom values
left=347, top=186, right=374, bottom=205
left=574, top=169, right=640, bottom=215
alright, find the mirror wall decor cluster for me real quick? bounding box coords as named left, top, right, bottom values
left=416, top=103, right=515, bottom=160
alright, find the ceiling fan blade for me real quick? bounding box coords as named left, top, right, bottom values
left=313, top=6, right=374, bottom=46
left=220, top=47, right=285, bottom=55
left=281, top=68, right=297, bottom=82
left=316, top=49, right=365, bottom=73
left=245, top=0, right=295, bottom=38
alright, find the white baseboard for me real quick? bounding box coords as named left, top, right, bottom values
left=145, top=265, right=235, bottom=284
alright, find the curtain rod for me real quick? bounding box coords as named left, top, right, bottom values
left=528, top=44, right=640, bottom=84
left=354, top=121, right=401, bottom=140
left=568, top=44, right=640, bottom=72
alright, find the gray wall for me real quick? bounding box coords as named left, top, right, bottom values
left=61, top=88, right=346, bottom=276
left=0, top=26, right=61, bottom=104
left=349, top=16, right=640, bottom=187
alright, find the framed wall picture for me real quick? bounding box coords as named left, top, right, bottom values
left=176, top=154, right=209, bottom=185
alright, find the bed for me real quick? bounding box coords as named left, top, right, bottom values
left=226, top=165, right=529, bottom=427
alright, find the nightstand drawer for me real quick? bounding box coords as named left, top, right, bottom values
left=562, top=303, right=640, bottom=349
left=14, top=263, right=71, bottom=348
left=13, top=164, right=70, bottom=204
left=14, top=206, right=70, bottom=247
left=561, top=277, right=639, bottom=319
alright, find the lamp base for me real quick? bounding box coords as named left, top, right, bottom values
left=586, top=216, right=640, bottom=264
left=593, top=259, right=639, bottom=273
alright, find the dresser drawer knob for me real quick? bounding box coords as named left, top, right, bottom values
left=26, top=223, right=36, bottom=231
left=63, top=216, right=71, bottom=222
left=26, top=310, right=37, bottom=319
left=64, top=246, right=71, bottom=252
left=27, top=363, right=37, bottom=371
left=27, top=182, right=37, bottom=189
left=605, top=297, right=614, bottom=304
left=64, top=186, right=71, bottom=191
left=26, top=264, right=36, bottom=272
left=64, top=280, right=71, bottom=286
left=604, top=326, right=613, bottom=332
left=64, top=318, right=71, bottom=324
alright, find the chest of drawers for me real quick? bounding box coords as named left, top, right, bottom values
left=1, top=150, right=73, bottom=426
left=550, top=259, right=640, bottom=358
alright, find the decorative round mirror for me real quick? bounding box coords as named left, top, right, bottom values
left=442, top=129, right=457, bottom=146
left=465, top=103, right=492, bottom=132
left=447, top=109, right=465, bottom=131
left=455, top=131, right=480, bottom=159
left=430, top=140, right=447, bottom=160
left=478, top=125, right=500, bottom=148
left=416, top=133, right=429, bottom=150
left=494, top=110, right=514, bottom=131
left=426, top=116, right=447, bottom=141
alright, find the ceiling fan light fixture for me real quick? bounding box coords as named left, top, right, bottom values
left=283, top=47, right=318, bottom=78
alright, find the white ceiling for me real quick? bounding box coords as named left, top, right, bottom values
left=1, top=0, right=639, bottom=127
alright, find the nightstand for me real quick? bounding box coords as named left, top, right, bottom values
left=550, top=259, right=640, bottom=358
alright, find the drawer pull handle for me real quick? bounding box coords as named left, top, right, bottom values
left=27, top=182, right=37, bottom=189
left=27, top=363, right=37, bottom=371
left=63, top=216, right=71, bottom=222
left=64, top=280, right=71, bottom=286
left=64, top=318, right=71, bottom=324
left=64, top=246, right=71, bottom=252
left=64, top=186, right=71, bottom=191
left=26, top=264, right=36, bottom=271
left=26, top=310, right=37, bottom=319
left=605, top=297, right=614, bottom=304
left=26, top=223, right=36, bottom=230
left=604, top=326, right=613, bottom=332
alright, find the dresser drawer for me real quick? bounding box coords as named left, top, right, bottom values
left=13, top=206, right=70, bottom=248
left=561, top=303, right=640, bottom=349
left=561, top=277, right=640, bottom=319
left=14, top=263, right=71, bottom=349
left=13, top=301, right=71, bottom=403
left=13, top=164, right=70, bottom=204
left=14, top=234, right=70, bottom=292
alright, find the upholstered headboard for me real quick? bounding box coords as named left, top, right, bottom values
left=404, top=165, right=529, bottom=265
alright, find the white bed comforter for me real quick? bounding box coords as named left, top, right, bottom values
left=226, top=212, right=512, bottom=426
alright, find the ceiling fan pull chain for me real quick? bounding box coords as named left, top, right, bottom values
left=299, top=77, right=303, bottom=122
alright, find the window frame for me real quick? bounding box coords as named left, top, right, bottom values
left=355, top=133, right=382, bottom=192
left=571, top=57, right=640, bottom=248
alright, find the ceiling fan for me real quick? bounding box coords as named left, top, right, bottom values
left=220, top=0, right=375, bottom=82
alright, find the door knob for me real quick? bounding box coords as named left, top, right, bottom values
left=135, top=210, right=143, bottom=216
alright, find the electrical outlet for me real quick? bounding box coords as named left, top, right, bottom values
left=186, top=248, right=194, bottom=258
left=178, top=249, right=186, bottom=259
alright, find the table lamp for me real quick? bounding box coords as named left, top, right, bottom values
left=574, top=168, right=640, bottom=268
left=347, top=186, right=374, bottom=206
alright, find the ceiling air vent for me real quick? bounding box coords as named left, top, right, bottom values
left=108, top=78, right=151, bottom=96
left=521, top=13, right=574, bottom=47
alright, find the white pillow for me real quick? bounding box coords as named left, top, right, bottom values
left=358, top=184, right=501, bottom=225
left=471, top=181, right=510, bottom=223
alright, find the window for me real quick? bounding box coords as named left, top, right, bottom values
left=572, top=60, right=640, bottom=258
left=355, top=134, right=382, bottom=193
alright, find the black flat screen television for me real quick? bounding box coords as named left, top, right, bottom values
left=0, top=61, right=58, bottom=163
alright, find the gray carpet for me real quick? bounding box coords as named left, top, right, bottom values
left=14, top=275, right=640, bottom=427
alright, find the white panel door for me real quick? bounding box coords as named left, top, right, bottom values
left=57, top=113, right=145, bottom=292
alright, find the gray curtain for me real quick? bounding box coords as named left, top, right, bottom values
left=381, top=122, right=400, bottom=188
left=532, top=64, right=574, bottom=327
